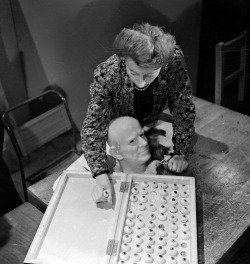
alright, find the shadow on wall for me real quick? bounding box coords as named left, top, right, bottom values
left=10, top=0, right=49, bottom=94
left=62, top=0, right=201, bottom=89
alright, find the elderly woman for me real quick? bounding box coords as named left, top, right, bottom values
left=81, top=23, right=195, bottom=203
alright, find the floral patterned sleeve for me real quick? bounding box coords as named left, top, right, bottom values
left=81, top=58, right=118, bottom=177
left=168, top=47, right=196, bottom=157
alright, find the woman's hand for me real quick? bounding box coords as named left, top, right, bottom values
left=168, top=155, right=188, bottom=173
left=92, top=173, right=113, bottom=204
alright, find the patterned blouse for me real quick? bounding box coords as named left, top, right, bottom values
left=81, top=45, right=196, bottom=177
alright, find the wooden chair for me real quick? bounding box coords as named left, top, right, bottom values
left=215, top=31, right=248, bottom=105
left=2, top=90, right=81, bottom=201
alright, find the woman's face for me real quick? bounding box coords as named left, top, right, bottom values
left=125, top=57, right=161, bottom=88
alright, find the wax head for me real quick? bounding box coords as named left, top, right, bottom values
left=108, top=117, right=151, bottom=169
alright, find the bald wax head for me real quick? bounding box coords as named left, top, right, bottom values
left=108, top=116, right=151, bottom=173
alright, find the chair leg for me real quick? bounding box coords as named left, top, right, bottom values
left=238, top=76, right=245, bottom=101
left=20, top=167, right=29, bottom=202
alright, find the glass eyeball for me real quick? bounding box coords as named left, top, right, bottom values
left=159, top=204, right=167, bottom=213
left=141, top=181, right=149, bottom=188
left=126, top=218, right=135, bottom=227
left=121, top=243, right=131, bottom=252
left=155, top=254, right=166, bottom=264
left=144, top=254, right=154, bottom=263
left=127, top=210, right=135, bottom=219
left=134, top=235, right=143, bottom=244
left=161, top=182, right=168, bottom=189
left=158, top=213, right=168, bottom=221
left=156, top=236, right=167, bottom=246
left=132, top=253, right=141, bottom=262
left=119, top=251, right=129, bottom=261
left=123, top=234, right=132, bottom=243
left=131, top=187, right=139, bottom=195
left=145, top=245, right=154, bottom=254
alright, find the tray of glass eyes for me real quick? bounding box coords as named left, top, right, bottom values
left=24, top=172, right=197, bottom=264
left=110, top=173, right=198, bottom=264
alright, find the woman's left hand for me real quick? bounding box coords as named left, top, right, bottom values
left=168, top=155, right=188, bottom=173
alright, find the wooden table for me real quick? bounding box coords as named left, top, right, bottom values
left=28, top=97, right=250, bottom=264
left=0, top=203, right=43, bottom=264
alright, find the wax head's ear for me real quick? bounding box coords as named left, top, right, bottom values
left=109, top=146, right=123, bottom=161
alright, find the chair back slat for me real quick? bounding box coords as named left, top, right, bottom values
left=13, top=104, right=72, bottom=156
left=215, top=31, right=248, bottom=105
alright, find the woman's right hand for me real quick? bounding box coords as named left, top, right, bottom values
left=92, top=173, right=113, bottom=204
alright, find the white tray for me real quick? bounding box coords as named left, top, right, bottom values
left=24, top=172, right=197, bottom=264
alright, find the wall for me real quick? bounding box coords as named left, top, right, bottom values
left=0, top=0, right=27, bottom=108
left=10, top=0, right=202, bottom=129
